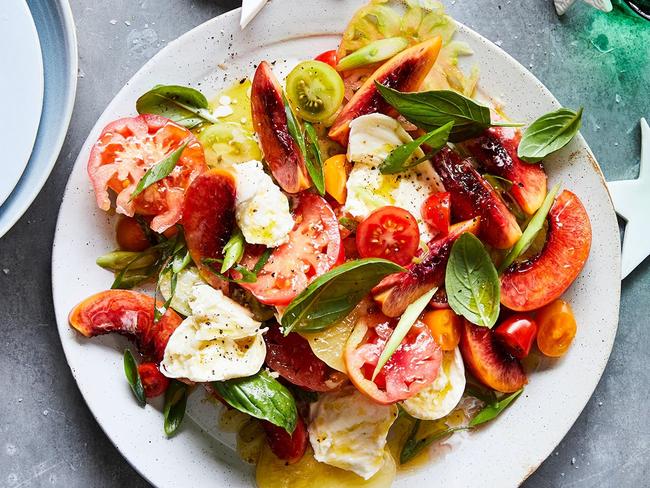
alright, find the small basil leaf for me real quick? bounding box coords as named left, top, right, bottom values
left=380, top=121, right=454, bottom=174
left=499, top=184, right=560, bottom=273
left=221, top=228, right=246, bottom=273
left=283, top=94, right=307, bottom=156
left=163, top=380, right=189, bottom=436
left=400, top=419, right=468, bottom=464
left=136, top=85, right=218, bottom=128
left=281, top=258, right=405, bottom=334
left=446, top=233, right=500, bottom=328
left=469, top=388, right=523, bottom=427
left=372, top=287, right=437, bottom=379
left=123, top=349, right=146, bottom=407
left=304, top=122, right=325, bottom=195
left=376, top=83, right=491, bottom=142
left=131, top=142, right=188, bottom=199
left=213, top=370, right=297, bottom=434
left=518, top=108, right=583, bottom=163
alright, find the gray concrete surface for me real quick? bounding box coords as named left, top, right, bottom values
left=1, top=1, right=648, bottom=487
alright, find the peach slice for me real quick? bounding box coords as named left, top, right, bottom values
left=431, top=146, right=522, bottom=249
left=328, top=37, right=442, bottom=146
left=182, top=169, right=237, bottom=291
left=501, top=190, right=592, bottom=311
left=374, top=217, right=480, bottom=318
left=69, top=290, right=183, bottom=362
left=459, top=320, right=527, bottom=393
left=464, top=127, right=547, bottom=215
left=251, top=61, right=311, bottom=193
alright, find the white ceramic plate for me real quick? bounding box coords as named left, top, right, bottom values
left=0, top=0, right=44, bottom=208
left=52, top=2, right=621, bottom=487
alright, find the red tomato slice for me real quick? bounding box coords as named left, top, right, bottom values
left=262, top=416, right=308, bottom=464
left=315, top=50, right=338, bottom=68
left=264, top=325, right=347, bottom=392
left=138, top=362, right=170, bottom=398
left=238, top=193, right=341, bottom=305
left=87, top=114, right=207, bottom=233
left=344, top=311, right=442, bottom=404
left=356, top=206, right=420, bottom=266
left=422, top=192, right=451, bottom=237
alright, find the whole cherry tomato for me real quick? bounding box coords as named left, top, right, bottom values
left=494, top=314, right=538, bottom=359
left=422, top=309, right=462, bottom=351
left=535, top=299, right=577, bottom=357
left=421, top=192, right=450, bottom=236
left=116, top=216, right=150, bottom=252
left=314, top=50, right=338, bottom=68
left=138, top=362, right=170, bottom=398
left=356, top=206, right=420, bottom=266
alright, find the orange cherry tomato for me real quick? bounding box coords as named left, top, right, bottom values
left=116, top=216, right=150, bottom=252
left=535, top=299, right=577, bottom=357
left=494, top=314, right=538, bottom=359
left=421, top=192, right=450, bottom=237
left=138, top=362, right=169, bottom=398
left=421, top=309, right=462, bottom=351
left=323, top=154, right=348, bottom=204
left=356, top=206, right=420, bottom=266
left=314, top=50, right=338, bottom=68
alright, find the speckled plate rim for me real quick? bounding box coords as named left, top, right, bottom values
left=52, top=2, right=621, bottom=487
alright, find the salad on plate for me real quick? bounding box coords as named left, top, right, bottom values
left=67, top=1, right=592, bottom=486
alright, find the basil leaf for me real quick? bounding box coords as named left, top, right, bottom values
left=518, top=108, right=583, bottom=163
left=499, top=184, right=560, bottom=273
left=446, top=233, right=500, bottom=328
left=136, top=85, right=218, bottom=128
left=131, top=142, right=188, bottom=199
left=281, top=258, right=405, bottom=334
left=123, top=349, right=146, bottom=407
left=304, top=122, right=325, bottom=195
left=469, top=388, right=523, bottom=427
left=380, top=122, right=454, bottom=174
left=213, top=370, right=297, bottom=433
left=376, top=84, right=491, bottom=142
left=372, top=287, right=437, bottom=379
left=400, top=419, right=468, bottom=464
left=163, top=380, right=189, bottom=437
left=283, top=94, right=307, bottom=156
left=221, top=228, right=245, bottom=273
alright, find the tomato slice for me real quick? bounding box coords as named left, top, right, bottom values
left=264, top=325, right=347, bottom=392
left=356, top=206, right=420, bottom=266
left=116, top=216, right=151, bottom=251
left=138, top=362, right=170, bottom=398
left=314, top=50, right=339, bottom=68
left=285, top=61, right=345, bottom=123
left=87, top=114, right=207, bottom=233
left=421, top=192, right=450, bottom=237
left=238, top=193, right=341, bottom=305
left=494, top=314, right=538, bottom=359
left=344, top=311, right=442, bottom=404
left=262, top=415, right=308, bottom=464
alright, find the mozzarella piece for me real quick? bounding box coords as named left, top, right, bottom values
left=308, top=386, right=398, bottom=480
left=160, top=283, right=266, bottom=382
left=343, top=114, right=443, bottom=243
left=400, top=347, right=466, bottom=421
left=232, top=160, right=294, bottom=247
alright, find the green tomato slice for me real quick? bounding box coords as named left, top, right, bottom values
left=198, top=122, right=262, bottom=168
left=285, top=60, right=345, bottom=123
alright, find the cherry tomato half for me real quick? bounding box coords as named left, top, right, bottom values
left=356, top=206, right=420, bottom=266
left=116, top=216, right=150, bottom=252
left=262, top=415, right=308, bottom=464
left=138, top=362, right=170, bottom=398
left=494, top=314, right=538, bottom=359
left=422, top=192, right=450, bottom=237
left=238, top=193, right=342, bottom=305
left=535, top=299, right=577, bottom=357
left=344, top=312, right=442, bottom=404
left=422, top=309, right=462, bottom=351
left=314, top=50, right=338, bottom=68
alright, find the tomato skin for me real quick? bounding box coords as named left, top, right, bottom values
left=421, top=309, right=462, bottom=351
left=344, top=312, right=442, bottom=404
left=421, top=192, right=450, bottom=237
left=239, top=193, right=341, bottom=305
left=535, top=300, right=577, bottom=357
left=494, top=314, right=538, bottom=359
left=356, top=206, right=420, bottom=266
left=116, top=216, right=150, bottom=251
left=87, top=114, right=207, bottom=233
left=262, top=416, right=308, bottom=464
left=264, top=326, right=347, bottom=392
left=315, top=50, right=338, bottom=68
left=138, top=362, right=170, bottom=398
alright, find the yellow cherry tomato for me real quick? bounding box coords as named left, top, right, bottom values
left=421, top=309, right=462, bottom=351
left=323, top=154, right=348, bottom=204
left=535, top=299, right=577, bottom=357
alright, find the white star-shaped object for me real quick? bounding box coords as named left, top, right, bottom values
left=554, top=0, right=613, bottom=15
left=607, top=118, right=650, bottom=279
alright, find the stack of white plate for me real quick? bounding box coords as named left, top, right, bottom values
left=0, top=0, right=77, bottom=238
